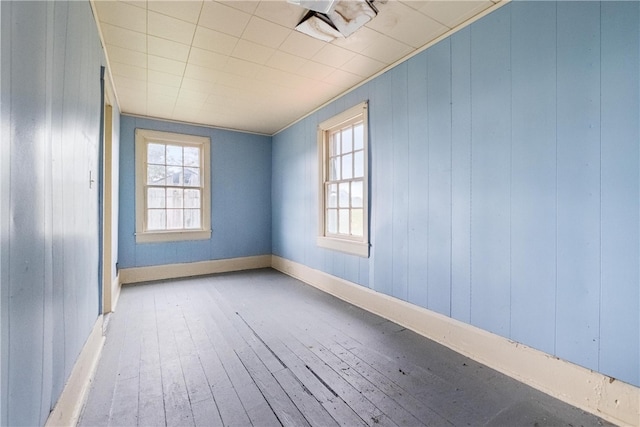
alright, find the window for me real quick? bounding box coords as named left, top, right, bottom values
left=317, top=101, right=369, bottom=257
left=135, top=129, right=211, bottom=243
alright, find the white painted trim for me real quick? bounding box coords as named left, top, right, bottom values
left=119, top=255, right=272, bottom=284
left=134, top=129, right=211, bottom=244
left=317, top=102, right=370, bottom=257
left=45, top=316, right=105, bottom=427
left=110, top=273, right=121, bottom=313
left=271, top=255, right=640, bottom=427
left=102, top=103, right=114, bottom=314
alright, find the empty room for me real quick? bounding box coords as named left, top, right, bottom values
left=1, top=0, right=638, bottom=426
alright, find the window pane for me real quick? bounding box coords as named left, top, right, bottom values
left=147, top=188, right=165, bottom=208
left=353, top=123, right=364, bottom=150
left=342, top=153, right=352, bottom=180
left=351, top=209, right=363, bottom=237
left=184, top=189, right=200, bottom=208
left=341, top=127, right=352, bottom=153
left=351, top=181, right=363, bottom=208
left=183, top=146, right=199, bottom=167
left=327, top=209, right=337, bottom=234
left=167, top=188, right=183, bottom=208
left=184, top=167, right=200, bottom=187
left=166, top=209, right=183, bottom=229
left=329, top=157, right=340, bottom=181
left=338, top=182, right=349, bottom=207
left=184, top=209, right=201, bottom=229
left=354, top=150, right=364, bottom=178
left=167, top=166, right=183, bottom=185
left=148, top=143, right=165, bottom=164
left=330, top=132, right=340, bottom=156
left=166, top=145, right=183, bottom=165
left=147, top=209, right=166, bottom=230
left=327, top=184, right=337, bottom=208
left=147, top=164, right=166, bottom=185
left=338, top=209, right=349, bottom=234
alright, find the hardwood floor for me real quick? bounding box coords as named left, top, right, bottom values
left=79, top=269, right=609, bottom=426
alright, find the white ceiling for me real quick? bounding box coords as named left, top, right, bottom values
left=92, top=0, right=505, bottom=135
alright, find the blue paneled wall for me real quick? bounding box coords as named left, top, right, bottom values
left=272, top=1, right=639, bottom=387
left=118, top=116, right=272, bottom=268
left=1, top=1, right=104, bottom=425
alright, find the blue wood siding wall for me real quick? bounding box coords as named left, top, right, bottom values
left=272, top=1, right=640, bottom=387
left=0, top=1, right=104, bottom=424
left=118, top=116, right=272, bottom=268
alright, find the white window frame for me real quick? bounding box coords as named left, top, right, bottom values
left=317, top=101, right=369, bottom=257
left=135, top=129, right=211, bottom=243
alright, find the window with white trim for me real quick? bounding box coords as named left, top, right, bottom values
left=317, top=101, right=369, bottom=257
left=135, top=129, right=211, bottom=243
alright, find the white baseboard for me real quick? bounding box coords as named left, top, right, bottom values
left=111, top=273, right=121, bottom=311
left=271, top=255, right=639, bottom=427
left=119, top=255, right=272, bottom=285
left=45, top=316, right=105, bottom=427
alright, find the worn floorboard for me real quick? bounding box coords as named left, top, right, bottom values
left=79, top=269, right=611, bottom=427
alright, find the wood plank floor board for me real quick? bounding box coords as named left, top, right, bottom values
left=230, top=308, right=368, bottom=427
left=80, top=269, right=612, bottom=427
left=271, top=368, right=341, bottom=427
left=254, top=305, right=426, bottom=427
left=197, top=290, right=309, bottom=427
left=239, top=310, right=394, bottom=427
left=183, top=286, right=282, bottom=427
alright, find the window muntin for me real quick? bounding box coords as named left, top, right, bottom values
left=325, top=120, right=365, bottom=238
left=135, top=129, right=211, bottom=243
left=318, top=102, right=369, bottom=257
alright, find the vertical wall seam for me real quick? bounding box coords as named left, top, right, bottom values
left=449, top=39, right=454, bottom=318
left=553, top=0, right=559, bottom=357
left=597, top=0, right=603, bottom=372
left=468, top=25, right=473, bottom=325
left=510, top=7, right=515, bottom=339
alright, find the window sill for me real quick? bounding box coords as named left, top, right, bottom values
left=317, top=236, right=369, bottom=258
left=136, top=229, right=211, bottom=244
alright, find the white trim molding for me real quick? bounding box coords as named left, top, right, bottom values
left=119, top=255, right=272, bottom=285
left=45, top=316, right=105, bottom=427
left=271, top=255, right=640, bottom=427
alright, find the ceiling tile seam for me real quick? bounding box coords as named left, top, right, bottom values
left=173, top=1, right=207, bottom=119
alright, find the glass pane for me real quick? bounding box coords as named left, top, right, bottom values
left=184, top=167, right=200, bottom=187
left=342, top=153, right=352, bottom=180
left=166, top=209, right=183, bottom=229
left=183, top=146, right=199, bottom=167
left=338, top=209, right=349, bottom=234
left=147, top=188, right=165, bottom=209
left=351, top=209, right=363, bottom=237
left=166, top=166, right=183, bottom=185
left=351, top=181, right=363, bottom=208
left=167, top=188, right=183, bottom=208
left=339, top=182, right=349, bottom=207
left=147, top=143, right=165, bottom=164
left=329, top=157, right=340, bottom=181
left=327, top=184, right=338, bottom=208
left=354, top=150, right=364, bottom=178
left=353, top=123, right=364, bottom=150
left=184, top=209, right=201, bottom=229
left=341, top=127, right=352, bottom=153
left=184, top=189, right=200, bottom=208
left=166, top=145, right=183, bottom=166
left=147, top=164, right=166, bottom=185
left=330, top=132, right=340, bottom=156
left=147, top=209, right=166, bottom=230
left=327, top=209, right=337, bottom=234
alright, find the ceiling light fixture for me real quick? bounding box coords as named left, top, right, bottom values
left=292, top=0, right=378, bottom=42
